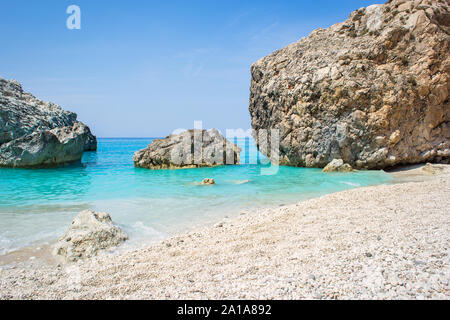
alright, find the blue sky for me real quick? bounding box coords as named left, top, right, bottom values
left=0, top=0, right=379, bottom=137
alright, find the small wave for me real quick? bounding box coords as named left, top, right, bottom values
left=0, top=235, right=12, bottom=255
left=340, top=181, right=361, bottom=187
left=232, top=180, right=251, bottom=185
left=106, top=221, right=169, bottom=255
left=129, top=221, right=168, bottom=240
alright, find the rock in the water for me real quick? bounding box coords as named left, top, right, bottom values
left=0, top=77, right=97, bottom=167
left=249, top=0, right=450, bottom=170
left=54, top=210, right=128, bottom=262
left=201, top=178, right=215, bottom=185
left=0, top=122, right=91, bottom=168
left=133, top=129, right=241, bottom=169
left=323, top=159, right=354, bottom=172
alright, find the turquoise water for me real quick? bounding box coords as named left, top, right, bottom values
left=0, top=138, right=391, bottom=254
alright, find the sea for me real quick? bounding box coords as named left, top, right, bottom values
left=0, top=138, right=392, bottom=255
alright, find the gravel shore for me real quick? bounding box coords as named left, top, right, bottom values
left=1, top=165, right=449, bottom=300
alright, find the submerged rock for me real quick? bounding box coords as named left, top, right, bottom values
left=323, top=159, right=354, bottom=173
left=54, top=210, right=128, bottom=262
left=133, top=129, right=241, bottom=169
left=201, top=178, right=216, bottom=185
left=0, top=77, right=97, bottom=168
left=249, top=0, right=450, bottom=170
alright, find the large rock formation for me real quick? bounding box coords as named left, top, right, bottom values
left=0, top=122, right=92, bottom=168
left=0, top=77, right=97, bottom=167
left=54, top=210, right=128, bottom=262
left=249, top=0, right=449, bottom=169
left=134, top=129, right=241, bottom=169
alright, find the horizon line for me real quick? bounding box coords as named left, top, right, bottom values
left=98, top=137, right=162, bottom=139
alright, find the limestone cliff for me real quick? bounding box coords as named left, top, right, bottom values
left=249, top=0, right=449, bottom=169
left=0, top=77, right=97, bottom=168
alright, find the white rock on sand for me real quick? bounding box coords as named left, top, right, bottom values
left=0, top=165, right=449, bottom=299
left=54, top=210, right=128, bottom=262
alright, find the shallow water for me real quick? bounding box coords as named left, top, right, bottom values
left=0, top=138, right=392, bottom=254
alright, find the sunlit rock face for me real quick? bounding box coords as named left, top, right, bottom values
left=133, top=129, right=241, bottom=170
left=54, top=210, right=128, bottom=262
left=249, top=0, right=449, bottom=169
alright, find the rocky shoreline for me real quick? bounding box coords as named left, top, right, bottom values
left=0, top=164, right=448, bottom=299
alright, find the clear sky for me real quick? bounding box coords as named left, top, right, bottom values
left=0, top=0, right=379, bottom=137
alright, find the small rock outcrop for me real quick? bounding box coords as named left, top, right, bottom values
left=0, top=77, right=97, bottom=168
left=201, top=178, right=216, bottom=185
left=249, top=0, right=449, bottom=170
left=421, top=162, right=446, bottom=174
left=322, top=159, right=354, bottom=172
left=134, top=129, right=241, bottom=169
left=54, top=210, right=128, bottom=262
